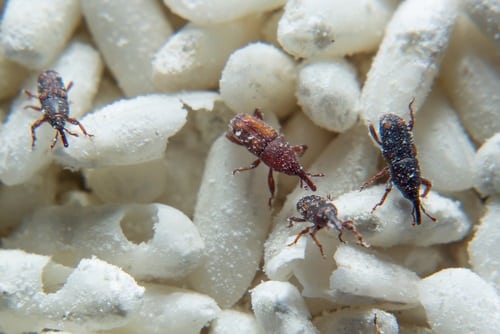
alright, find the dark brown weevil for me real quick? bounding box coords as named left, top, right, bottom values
left=25, top=70, right=92, bottom=149
left=361, top=98, right=436, bottom=225
left=287, top=194, right=368, bottom=257
left=226, top=109, right=323, bottom=206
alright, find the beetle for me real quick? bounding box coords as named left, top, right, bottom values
left=287, top=194, right=368, bottom=257
left=226, top=109, right=323, bottom=206
left=361, top=98, right=436, bottom=225
left=25, top=70, right=92, bottom=149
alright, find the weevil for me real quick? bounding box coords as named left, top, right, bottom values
left=226, top=109, right=323, bottom=206
left=361, top=98, right=436, bottom=225
left=287, top=194, right=368, bottom=258
left=25, top=70, right=92, bottom=149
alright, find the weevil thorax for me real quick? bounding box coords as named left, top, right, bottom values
left=45, top=95, right=70, bottom=116
left=226, top=113, right=278, bottom=156
left=379, top=114, right=415, bottom=161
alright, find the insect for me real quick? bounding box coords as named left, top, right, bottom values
left=25, top=70, right=92, bottom=149
left=287, top=194, right=368, bottom=257
left=360, top=98, right=436, bottom=225
left=226, top=109, right=323, bottom=206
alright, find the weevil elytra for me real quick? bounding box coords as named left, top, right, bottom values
left=25, top=70, right=92, bottom=149
left=361, top=98, right=436, bottom=225
left=226, top=109, right=323, bottom=206
left=287, top=194, right=368, bottom=258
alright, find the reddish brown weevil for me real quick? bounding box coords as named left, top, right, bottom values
left=361, top=98, right=436, bottom=225
left=25, top=70, right=92, bottom=150
left=287, top=194, right=368, bottom=257
left=226, top=109, right=323, bottom=206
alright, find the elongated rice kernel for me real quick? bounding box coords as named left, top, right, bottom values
left=360, top=0, right=459, bottom=125
left=0, top=1, right=495, bottom=333
left=82, top=0, right=173, bottom=96
left=419, top=268, right=500, bottom=334
left=220, top=42, right=297, bottom=119
left=153, top=17, right=261, bottom=91
left=0, top=0, right=81, bottom=69
left=278, top=0, right=397, bottom=57
left=4, top=203, right=205, bottom=280
left=0, top=250, right=144, bottom=333
left=163, top=0, right=286, bottom=25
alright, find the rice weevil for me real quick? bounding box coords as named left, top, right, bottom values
left=361, top=98, right=436, bottom=225
left=287, top=194, right=368, bottom=257
left=25, top=70, right=92, bottom=149
left=226, top=109, right=323, bottom=206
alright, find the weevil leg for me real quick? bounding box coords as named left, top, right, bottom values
left=287, top=227, right=311, bottom=247
left=66, top=117, right=93, bottom=137
left=307, top=171, right=324, bottom=178
left=24, top=105, right=42, bottom=112
left=369, top=124, right=382, bottom=146
left=420, top=203, right=437, bottom=223
left=292, top=144, right=308, bottom=157
left=267, top=168, right=275, bottom=207
left=337, top=230, right=345, bottom=244
left=253, top=109, right=264, bottom=120
left=371, top=181, right=393, bottom=213
left=233, top=159, right=261, bottom=175
left=30, top=117, right=48, bottom=150
left=408, top=97, right=416, bottom=130
left=360, top=166, right=390, bottom=190
left=342, top=220, right=369, bottom=248
left=287, top=216, right=307, bottom=228
left=66, top=81, right=73, bottom=91
left=420, top=177, right=432, bottom=197
left=24, top=89, right=38, bottom=99
left=309, top=228, right=326, bottom=258
left=64, top=127, right=79, bottom=137
left=411, top=199, right=436, bottom=225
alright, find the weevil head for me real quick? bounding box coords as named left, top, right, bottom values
left=225, top=115, right=246, bottom=145
left=50, top=116, right=66, bottom=130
